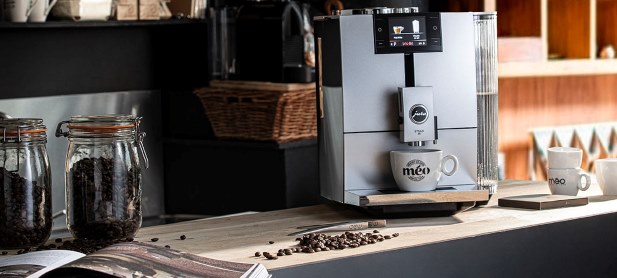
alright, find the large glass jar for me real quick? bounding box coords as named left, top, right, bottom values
left=55, top=114, right=148, bottom=240
left=0, top=118, right=52, bottom=249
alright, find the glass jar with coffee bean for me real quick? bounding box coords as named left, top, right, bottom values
left=56, top=114, right=148, bottom=241
left=0, top=118, right=52, bottom=249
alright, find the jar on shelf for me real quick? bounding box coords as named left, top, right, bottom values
left=0, top=118, right=52, bottom=249
left=55, top=114, right=148, bottom=240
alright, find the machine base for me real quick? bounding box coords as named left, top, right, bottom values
left=345, top=186, right=489, bottom=217
left=362, top=201, right=478, bottom=218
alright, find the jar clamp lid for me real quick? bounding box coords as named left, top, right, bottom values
left=55, top=114, right=149, bottom=169
left=0, top=118, right=47, bottom=143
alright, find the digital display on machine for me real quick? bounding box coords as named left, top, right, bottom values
left=373, top=12, right=442, bottom=54
left=388, top=16, right=427, bottom=47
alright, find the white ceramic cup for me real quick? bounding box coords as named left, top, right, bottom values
left=4, top=0, right=39, bottom=22
left=547, top=168, right=591, bottom=196
left=547, top=147, right=583, bottom=169
left=28, top=0, right=57, bottom=22
left=390, top=149, right=458, bottom=192
left=594, top=158, right=617, bottom=195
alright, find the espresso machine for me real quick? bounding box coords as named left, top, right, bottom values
left=314, top=8, right=498, bottom=216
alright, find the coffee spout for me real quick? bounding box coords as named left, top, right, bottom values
left=397, top=86, right=438, bottom=145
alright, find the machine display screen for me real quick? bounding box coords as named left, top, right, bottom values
left=373, top=12, right=442, bottom=54
left=388, top=16, right=427, bottom=47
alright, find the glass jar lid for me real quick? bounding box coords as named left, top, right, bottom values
left=0, top=118, right=47, bottom=143
left=65, top=114, right=139, bottom=132
left=55, top=114, right=149, bottom=169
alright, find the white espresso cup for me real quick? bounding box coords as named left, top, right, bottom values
left=547, top=147, right=583, bottom=169
left=594, top=158, right=617, bottom=195
left=28, top=0, right=57, bottom=22
left=390, top=149, right=458, bottom=192
left=547, top=168, right=591, bottom=196
left=4, top=0, right=39, bottom=22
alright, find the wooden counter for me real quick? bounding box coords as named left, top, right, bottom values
left=137, top=180, right=617, bottom=277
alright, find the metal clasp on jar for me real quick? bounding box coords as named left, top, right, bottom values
left=134, top=117, right=149, bottom=169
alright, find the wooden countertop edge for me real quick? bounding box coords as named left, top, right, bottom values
left=136, top=180, right=617, bottom=270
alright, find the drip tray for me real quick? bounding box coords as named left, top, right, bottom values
left=346, top=187, right=490, bottom=217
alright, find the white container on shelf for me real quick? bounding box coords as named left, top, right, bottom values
left=50, top=0, right=112, bottom=21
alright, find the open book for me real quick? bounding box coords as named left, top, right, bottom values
left=0, top=241, right=270, bottom=278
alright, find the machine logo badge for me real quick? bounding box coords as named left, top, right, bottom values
left=403, top=159, right=430, bottom=181
left=409, top=104, right=428, bottom=125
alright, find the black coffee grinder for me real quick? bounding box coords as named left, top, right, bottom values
left=232, top=0, right=314, bottom=83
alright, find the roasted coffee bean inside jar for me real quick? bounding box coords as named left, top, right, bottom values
left=0, top=167, right=52, bottom=249
left=68, top=157, right=141, bottom=240
left=57, top=114, right=148, bottom=241
left=0, top=118, right=52, bottom=249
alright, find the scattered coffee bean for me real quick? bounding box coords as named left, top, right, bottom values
left=255, top=230, right=397, bottom=259
left=255, top=252, right=261, bottom=257
left=165, top=245, right=171, bottom=248
left=55, top=238, right=63, bottom=243
left=0, top=251, right=6, bottom=255
left=127, top=237, right=134, bottom=242
left=151, top=238, right=159, bottom=242
left=392, top=233, right=399, bottom=237
left=48, top=244, right=57, bottom=249
left=68, top=157, right=141, bottom=240
left=180, top=235, right=186, bottom=240
left=268, top=241, right=274, bottom=244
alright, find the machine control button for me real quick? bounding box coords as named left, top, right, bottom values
left=432, top=25, right=438, bottom=31
left=430, top=38, right=441, bottom=45
left=377, top=27, right=382, bottom=32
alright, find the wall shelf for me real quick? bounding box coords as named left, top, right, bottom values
left=0, top=19, right=209, bottom=99
left=499, top=59, right=617, bottom=78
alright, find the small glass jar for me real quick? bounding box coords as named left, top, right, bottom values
left=0, top=118, right=52, bottom=249
left=56, top=114, right=148, bottom=240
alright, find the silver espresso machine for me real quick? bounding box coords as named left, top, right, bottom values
left=314, top=8, right=498, bottom=216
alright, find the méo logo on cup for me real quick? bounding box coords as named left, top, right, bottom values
left=402, top=159, right=430, bottom=181
left=548, top=178, right=566, bottom=185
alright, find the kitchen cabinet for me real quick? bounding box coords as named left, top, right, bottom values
left=435, top=0, right=617, bottom=180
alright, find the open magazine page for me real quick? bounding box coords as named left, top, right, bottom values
left=0, top=250, right=85, bottom=278
left=41, top=241, right=270, bottom=278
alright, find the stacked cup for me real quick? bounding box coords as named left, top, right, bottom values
left=546, top=147, right=591, bottom=196
left=594, top=158, right=617, bottom=196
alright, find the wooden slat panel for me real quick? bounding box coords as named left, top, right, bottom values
left=548, top=0, right=591, bottom=59
left=498, top=75, right=617, bottom=180
left=597, top=0, right=617, bottom=53
left=497, top=0, right=542, bottom=37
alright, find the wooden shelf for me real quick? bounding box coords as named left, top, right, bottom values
left=433, top=0, right=617, bottom=180
left=499, top=59, right=617, bottom=77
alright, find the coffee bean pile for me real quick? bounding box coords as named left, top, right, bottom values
left=0, top=167, right=52, bottom=249
left=256, top=231, right=400, bottom=260
left=68, top=157, right=141, bottom=240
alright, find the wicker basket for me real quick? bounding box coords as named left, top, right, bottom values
left=194, top=80, right=317, bottom=143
